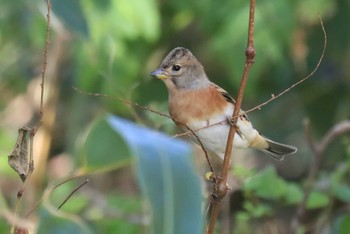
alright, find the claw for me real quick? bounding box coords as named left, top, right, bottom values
left=226, top=116, right=245, bottom=139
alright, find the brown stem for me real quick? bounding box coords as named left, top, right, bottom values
left=206, top=0, right=256, bottom=233
left=10, top=2, right=51, bottom=233
left=34, top=0, right=51, bottom=135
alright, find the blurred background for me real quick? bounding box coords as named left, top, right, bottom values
left=0, top=0, right=349, bottom=233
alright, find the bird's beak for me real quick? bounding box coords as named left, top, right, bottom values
left=150, top=68, right=169, bottom=79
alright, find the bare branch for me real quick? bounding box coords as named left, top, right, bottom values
left=207, top=0, right=256, bottom=233
left=10, top=2, right=51, bottom=233
left=36, top=0, right=51, bottom=134
left=73, top=87, right=172, bottom=120
left=292, top=119, right=350, bottom=232
left=57, top=179, right=89, bottom=210
left=245, top=15, right=327, bottom=115
left=318, top=120, right=350, bottom=154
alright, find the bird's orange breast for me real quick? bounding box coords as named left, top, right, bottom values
left=168, top=86, right=228, bottom=126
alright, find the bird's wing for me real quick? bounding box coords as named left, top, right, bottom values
left=210, top=82, right=249, bottom=120
left=210, top=83, right=236, bottom=105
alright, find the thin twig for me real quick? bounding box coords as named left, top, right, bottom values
left=206, top=0, right=256, bottom=233
left=57, top=179, right=89, bottom=210
left=73, top=87, right=215, bottom=173
left=246, top=15, right=326, bottom=115
left=73, top=87, right=172, bottom=119
left=25, top=173, right=86, bottom=218
left=35, top=0, right=51, bottom=134
left=10, top=2, right=51, bottom=233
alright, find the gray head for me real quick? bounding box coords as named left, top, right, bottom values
left=150, top=47, right=210, bottom=90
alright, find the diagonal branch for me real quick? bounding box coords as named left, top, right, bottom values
left=245, top=15, right=326, bottom=115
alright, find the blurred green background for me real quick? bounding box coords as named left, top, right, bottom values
left=0, top=0, right=349, bottom=233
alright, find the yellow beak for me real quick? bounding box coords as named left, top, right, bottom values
left=150, top=68, right=170, bottom=79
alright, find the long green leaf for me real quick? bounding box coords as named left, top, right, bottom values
left=107, top=115, right=203, bottom=234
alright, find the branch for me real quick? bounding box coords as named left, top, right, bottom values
left=57, top=179, right=89, bottom=210
left=206, top=0, right=256, bottom=233
left=36, top=0, right=51, bottom=134
left=317, top=120, right=350, bottom=154
left=245, top=15, right=326, bottom=115
left=10, top=1, right=51, bottom=233
left=292, top=120, right=350, bottom=232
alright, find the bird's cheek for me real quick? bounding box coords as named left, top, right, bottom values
left=163, top=79, right=176, bottom=90
left=171, top=77, right=178, bottom=86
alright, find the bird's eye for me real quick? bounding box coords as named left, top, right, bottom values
left=172, top=64, right=181, bottom=71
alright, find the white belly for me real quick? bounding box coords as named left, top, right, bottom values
left=188, top=113, right=250, bottom=159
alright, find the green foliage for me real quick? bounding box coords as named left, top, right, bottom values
left=238, top=165, right=330, bottom=220
left=83, top=116, right=132, bottom=171
left=35, top=115, right=203, bottom=233
left=242, top=201, right=272, bottom=218
left=335, top=215, right=350, bottom=234
left=331, top=164, right=350, bottom=204
left=82, top=115, right=203, bottom=233
left=1, top=0, right=350, bottom=233
left=51, top=0, right=89, bottom=36
left=37, top=208, right=92, bottom=234
left=284, top=183, right=303, bottom=205
left=244, top=166, right=288, bottom=200
left=106, top=115, right=203, bottom=234
left=306, top=190, right=329, bottom=209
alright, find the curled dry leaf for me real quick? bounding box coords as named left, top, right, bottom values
left=8, top=127, right=32, bottom=182
left=14, top=226, right=29, bottom=234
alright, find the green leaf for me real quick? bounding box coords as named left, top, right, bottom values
left=232, top=164, right=255, bottom=178
left=330, top=164, right=350, bottom=203
left=306, top=190, right=329, bottom=209
left=51, top=0, right=89, bottom=36
left=107, top=115, right=203, bottom=234
left=333, top=184, right=350, bottom=203
left=332, top=214, right=350, bottom=234
left=243, top=201, right=272, bottom=218
left=338, top=215, right=350, bottom=234
left=236, top=211, right=250, bottom=222
left=37, top=207, right=92, bottom=234
left=83, top=117, right=132, bottom=171
left=284, top=183, right=303, bottom=205
left=244, top=166, right=286, bottom=200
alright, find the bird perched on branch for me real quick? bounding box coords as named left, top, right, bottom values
left=150, top=47, right=297, bottom=160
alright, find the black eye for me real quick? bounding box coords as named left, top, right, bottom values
left=172, top=64, right=181, bottom=71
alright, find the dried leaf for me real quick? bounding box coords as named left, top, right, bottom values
left=8, top=127, right=32, bottom=182
left=14, top=226, right=29, bottom=234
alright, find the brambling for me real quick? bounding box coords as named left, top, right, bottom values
left=150, top=47, right=297, bottom=160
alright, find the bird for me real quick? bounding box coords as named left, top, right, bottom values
left=150, top=47, right=297, bottom=160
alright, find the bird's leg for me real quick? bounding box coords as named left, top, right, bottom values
left=225, top=116, right=235, bottom=127
left=225, top=116, right=244, bottom=139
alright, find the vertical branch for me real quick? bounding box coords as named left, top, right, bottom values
left=221, top=0, right=256, bottom=188
left=10, top=1, right=51, bottom=233
left=206, top=0, right=256, bottom=233
left=36, top=0, right=51, bottom=133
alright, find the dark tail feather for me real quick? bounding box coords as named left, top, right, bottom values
left=260, top=138, right=297, bottom=161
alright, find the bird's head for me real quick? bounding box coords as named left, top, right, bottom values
left=150, top=47, right=209, bottom=90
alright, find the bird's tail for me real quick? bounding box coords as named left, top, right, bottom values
left=259, top=137, right=297, bottom=161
